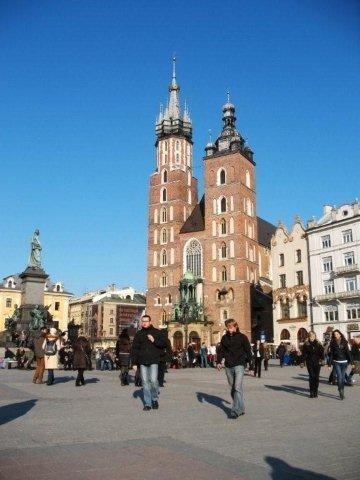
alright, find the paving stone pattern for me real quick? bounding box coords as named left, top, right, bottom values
left=0, top=362, right=359, bottom=480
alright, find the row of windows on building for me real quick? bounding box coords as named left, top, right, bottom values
left=158, top=139, right=191, bottom=167
left=279, top=271, right=304, bottom=288
left=279, top=249, right=302, bottom=266
left=4, top=298, right=61, bottom=310
left=154, top=216, right=254, bottom=244
left=159, top=187, right=192, bottom=205
left=280, top=328, right=308, bottom=342
left=323, top=277, right=358, bottom=295
left=323, top=304, right=360, bottom=322
left=208, top=167, right=252, bottom=189
left=321, top=229, right=354, bottom=248
left=322, top=251, right=357, bottom=272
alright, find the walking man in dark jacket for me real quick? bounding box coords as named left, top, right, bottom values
left=217, top=319, right=253, bottom=419
left=131, top=315, right=166, bottom=411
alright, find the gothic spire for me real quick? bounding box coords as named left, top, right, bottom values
left=168, top=56, right=180, bottom=119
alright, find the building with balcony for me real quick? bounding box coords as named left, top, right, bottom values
left=307, top=201, right=360, bottom=340
left=271, top=217, right=310, bottom=347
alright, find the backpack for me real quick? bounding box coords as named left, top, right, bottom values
left=44, top=340, right=57, bottom=356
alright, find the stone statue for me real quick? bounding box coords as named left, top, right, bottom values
left=5, top=306, right=20, bottom=333
left=28, top=229, right=42, bottom=269
left=29, top=304, right=46, bottom=331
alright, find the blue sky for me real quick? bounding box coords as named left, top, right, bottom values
left=0, top=0, right=359, bottom=295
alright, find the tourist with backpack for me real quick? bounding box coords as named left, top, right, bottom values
left=42, top=327, right=62, bottom=385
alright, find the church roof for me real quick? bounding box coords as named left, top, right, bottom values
left=180, top=196, right=205, bottom=234
left=257, top=217, right=276, bottom=248
left=179, top=197, right=275, bottom=244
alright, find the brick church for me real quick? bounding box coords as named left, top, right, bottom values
left=146, top=59, right=275, bottom=349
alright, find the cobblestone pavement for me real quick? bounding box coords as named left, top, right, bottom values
left=0, top=362, right=359, bottom=480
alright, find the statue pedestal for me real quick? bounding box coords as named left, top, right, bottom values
left=18, top=267, right=49, bottom=332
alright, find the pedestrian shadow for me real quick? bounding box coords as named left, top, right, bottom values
left=264, top=384, right=339, bottom=400
left=196, top=392, right=231, bottom=416
left=293, top=375, right=330, bottom=385
left=84, top=378, right=100, bottom=384
left=0, top=399, right=37, bottom=426
left=54, top=376, right=76, bottom=383
left=265, top=456, right=337, bottom=479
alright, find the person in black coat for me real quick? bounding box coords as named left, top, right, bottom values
left=301, top=331, right=324, bottom=398
left=327, top=329, right=353, bottom=400
left=216, top=319, right=253, bottom=419
left=73, top=336, right=91, bottom=386
left=157, top=329, right=173, bottom=387
left=253, top=340, right=264, bottom=378
left=130, top=315, right=166, bottom=410
left=115, top=329, right=132, bottom=385
left=276, top=342, right=286, bottom=367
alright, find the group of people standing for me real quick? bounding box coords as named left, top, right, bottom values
left=31, top=327, right=91, bottom=386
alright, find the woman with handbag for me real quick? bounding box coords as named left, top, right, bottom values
left=42, top=328, right=62, bottom=386
left=301, top=331, right=324, bottom=398
left=73, top=335, right=92, bottom=386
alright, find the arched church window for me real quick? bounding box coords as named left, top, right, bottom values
left=161, top=249, right=167, bottom=266
left=162, top=188, right=167, bottom=202
left=164, top=141, right=168, bottom=151
left=245, top=170, right=251, bottom=188
left=162, top=170, right=168, bottom=183
left=221, top=218, right=226, bottom=235
left=220, top=169, right=226, bottom=185
left=161, top=207, right=167, bottom=223
left=161, top=228, right=167, bottom=244
left=222, top=266, right=227, bottom=282
left=184, top=238, right=202, bottom=277
left=221, top=242, right=227, bottom=259
left=161, top=272, right=167, bottom=287
left=220, top=197, right=227, bottom=213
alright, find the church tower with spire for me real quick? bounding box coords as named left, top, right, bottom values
left=202, top=96, right=258, bottom=336
left=146, top=58, right=199, bottom=326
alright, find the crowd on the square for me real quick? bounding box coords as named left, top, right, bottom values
left=1, top=316, right=359, bottom=417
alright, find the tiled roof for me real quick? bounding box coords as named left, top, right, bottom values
left=180, top=196, right=205, bottom=234
left=257, top=217, right=276, bottom=248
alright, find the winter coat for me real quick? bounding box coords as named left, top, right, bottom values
left=32, top=332, right=46, bottom=359
left=42, top=335, right=62, bottom=369
left=73, top=336, right=91, bottom=370
left=115, top=334, right=132, bottom=367
left=301, top=340, right=324, bottom=366
left=253, top=343, right=264, bottom=360
left=276, top=344, right=286, bottom=358
left=328, top=340, right=352, bottom=366
left=159, top=334, right=173, bottom=363
left=130, top=326, right=166, bottom=365
left=351, top=343, right=360, bottom=362
left=217, top=331, right=253, bottom=368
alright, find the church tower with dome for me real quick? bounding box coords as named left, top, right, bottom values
left=146, top=61, right=275, bottom=349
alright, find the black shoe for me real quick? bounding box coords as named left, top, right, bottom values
left=339, top=389, right=345, bottom=400
left=152, top=401, right=159, bottom=410
left=75, top=381, right=81, bottom=387
left=81, top=379, right=85, bottom=386
left=158, top=383, right=164, bottom=387
left=229, top=412, right=238, bottom=419
left=309, top=393, right=314, bottom=398
left=143, top=406, right=151, bottom=411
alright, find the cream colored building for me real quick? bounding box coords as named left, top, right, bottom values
left=0, top=274, right=72, bottom=333
left=69, top=284, right=146, bottom=347
left=271, top=217, right=310, bottom=347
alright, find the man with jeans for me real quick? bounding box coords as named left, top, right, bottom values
left=217, top=319, right=253, bottom=419
left=131, top=315, right=166, bottom=411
